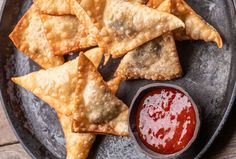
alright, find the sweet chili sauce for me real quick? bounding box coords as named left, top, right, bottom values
left=136, top=87, right=197, bottom=154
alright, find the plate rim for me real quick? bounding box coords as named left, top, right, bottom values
left=195, top=0, right=236, bottom=157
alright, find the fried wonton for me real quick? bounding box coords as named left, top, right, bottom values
left=69, top=0, right=107, bottom=63
left=71, top=54, right=128, bottom=136
left=128, top=0, right=148, bottom=4
left=115, top=0, right=182, bottom=80
left=115, top=34, right=182, bottom=80
left=172, top=0, right=222, bottom=48
left=58, top=114, right=96, bottom=159
left=107, top=77, right=122, bottom=94
left=146, top=0, right=164, bottom=9
left=71, top=0, right=184, bottom=58
left=34, top=0, right=99, bottom=49
left=148, top=0, right=223, bottom=48
left=12, top=53, right=129, bottom=136
left=34, top=0, right=72, bottom=15
left=97, top=0, right=185, bottom=58
left=40, top=14, right=97, bottom=55
left=83, top=47, right=103, bottom=68
left=9, top=5, right=64, bottom=69
left=154, top=0, right=171, bottom=12
left=70, top=0, right=100, bottom=42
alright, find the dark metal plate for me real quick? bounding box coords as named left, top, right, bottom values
left=0, top=0, right=236, bottom=159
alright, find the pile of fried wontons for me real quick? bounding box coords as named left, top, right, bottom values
left=9, top=0, right=222, bottom=158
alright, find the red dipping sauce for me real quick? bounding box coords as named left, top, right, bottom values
left=136, top=87, right=197, bottom=154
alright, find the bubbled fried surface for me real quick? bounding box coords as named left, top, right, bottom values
left=12, top=53, right=129, bottom=137
left=40, top=14, right=97, bottom=55
left=115, top=34, right=182, bottom=80
left=98, top=0, right=184, bottom=58
left=58, top=114, right=96, bottom=159
left=147, top=0, right=222, bottom=48
left=34, top=0, right=72, bottom=15
left=72, top=54, right=129, bottom=136
left=9, top=5, right=64, bottom=69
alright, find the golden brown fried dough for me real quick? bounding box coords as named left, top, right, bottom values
left=70, top=0, right=100, bottom=42
left=115, top=34, right=182, bottom=80
left=78, top=0, right=106, bottom=27
left=11, top=58, right=80, bottom=115
left=11, top=53, right=99, bottom=116
left=71, top=0, right=184, bottom=58
left=9, top=5, right=64, bottom=69
left=146, top=0, right=165, bottom=8
left=72, top=109, right=129, bottom=136
left=57, top=59, right=123, bottom=158
left=115, top=0, right=182, bottom=80
left=12, top=53, right=129, bottom=136
left=107, top=77, right=122, bottom=94
left=147, top=0, right=222, bottom=48
left=128, top=0, right=148, bottom=4
left=34, top=0, right=72, bottom=15
left=34, top=0, right=100, bottom=51
left=97, top=0, right=184, bottom=58
left=84, top=47, right=103, bottom=68
left=155, top=0, right=171, bottom=12
left=41, top=0, right=184, bottom=58
left=72, top=54, right=128, bottom=136
left=70, top=0, right=108, bottom=63
left=172, top=0, right=222, bottom=48
left=58, top=114, right=96, bottom=159
left=40, top=14, right=97, bottom=55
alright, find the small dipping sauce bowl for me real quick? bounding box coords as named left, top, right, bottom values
left=129, top=83, right=200, bottom=159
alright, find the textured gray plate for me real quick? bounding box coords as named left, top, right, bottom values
left=0, top=0, right=236, bottom=159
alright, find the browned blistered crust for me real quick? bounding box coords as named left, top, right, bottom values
left=9, top=5, right=64, bottom=69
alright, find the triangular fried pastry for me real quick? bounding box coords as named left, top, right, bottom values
left=34, top=0, right=72, bottom=15
left=72, top=0, right=184, bottom=58
left=70, top=0, right=100, bottom=42
left=154, top=0, right=171, bottom=12
left=34, top=0, right=101, bottom=50
left=9, top=5, right=64, bottom=69
left=71, top=54, right=128, bottom=136
left=40, top=14, right=97, bottom=55
left=74, top=0, right=106, bottom=28
left=115, top=34, right=182, bottom=80
left=11, top=58, right=81, bottom=116
left=114, top=0, right=182, bottom=80
left=171, top=0, right=222, bottom=48
left=146, top=0, right=165, bottom=8
left=58, top=114, right=96, bottom=159
left=148, top=0, right=222, bottom=48
left=11, top=53, right=101, bottom=115
left=83, top=47, right=103, bottom=68
left=70, top=0, right=108, bottom=63
left=57, top=64, right=120, bottom=158
left=107, top=77, right=122, bottom=95
left=99, top=0, right=184, bottom=58
left=12, top=53, right=129, bottom=136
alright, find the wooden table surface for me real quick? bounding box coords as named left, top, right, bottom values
left=0, top=0, right=236, bottom=158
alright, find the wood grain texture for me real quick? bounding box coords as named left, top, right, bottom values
left=0, top=143, right=31, bottom=159
left=0, top=104, right=18, bottom=146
